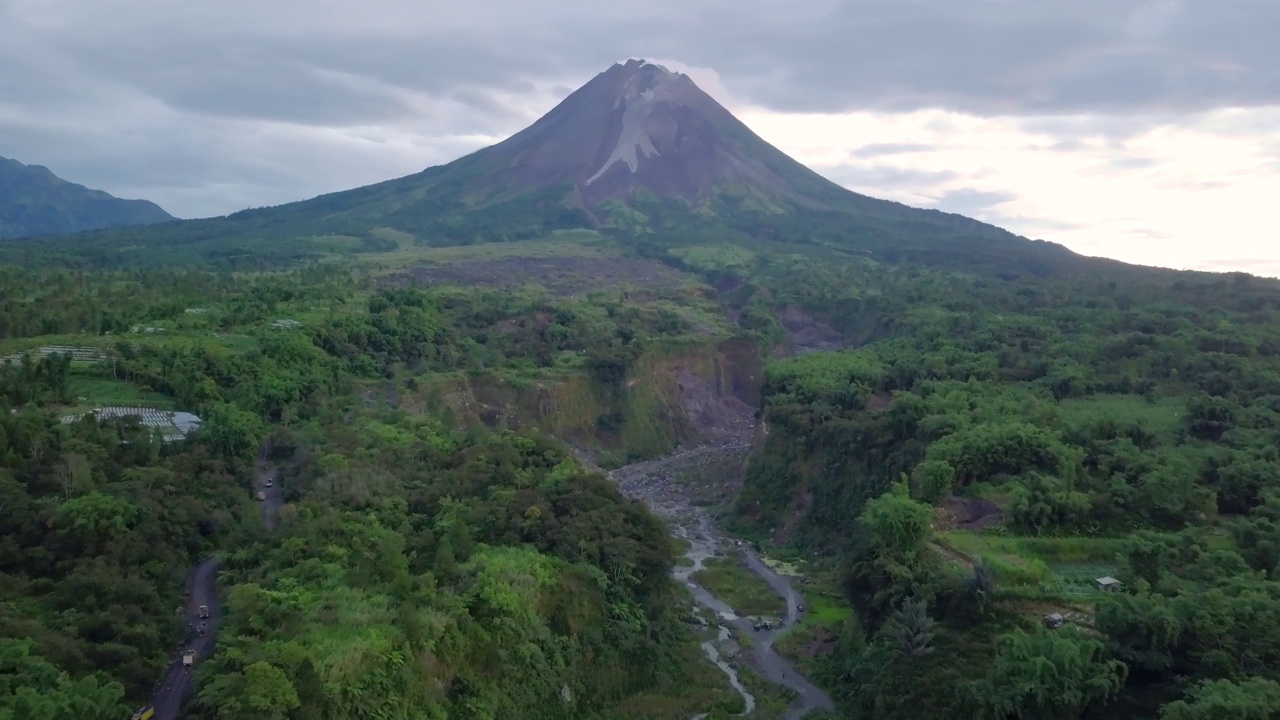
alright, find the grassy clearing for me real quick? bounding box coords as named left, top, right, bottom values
left=692, top=558, right=785, bottom=617
left=1056, top=394, right=1186, bottom=439
left=670, top=244, right=757, bottom=271
left=66, top=371, right=175, bottom=411
left=759, top=556, right=802, bottom=577
left=805, top=594, right=854, bottom=625
left=355, top=232, right=616, bottom=270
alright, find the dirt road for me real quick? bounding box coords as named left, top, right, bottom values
left=140, top=558, right=222, bottom=720
left=611, top=443, right=836, bottom=719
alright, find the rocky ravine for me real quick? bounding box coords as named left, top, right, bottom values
left=607, top=437, right=836, bottom=719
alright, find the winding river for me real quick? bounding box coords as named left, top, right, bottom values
left=609, top=443, right=836, bottom=719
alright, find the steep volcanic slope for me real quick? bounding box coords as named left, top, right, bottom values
left=465, top=59, right=854, bottom=209
left=0, top=156, right=173, bottom=240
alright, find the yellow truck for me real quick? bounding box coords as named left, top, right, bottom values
left=130, top=706, right=155, bottom=720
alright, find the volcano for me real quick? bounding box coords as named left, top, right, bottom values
left=463, top=58, right=854, bottom=210
left=23, top=58, right=1077, bottom=275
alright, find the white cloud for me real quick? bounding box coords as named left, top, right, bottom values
left=737, top=105, right=1280, bottom=276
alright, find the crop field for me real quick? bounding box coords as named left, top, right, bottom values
left=66, top=372, right=175, bottom=412
left=1056, top=394, right=1187, bottom=439
left=939, top=531, right=1125, bottom=596
left=1050, top=561, right=1123, bottom=597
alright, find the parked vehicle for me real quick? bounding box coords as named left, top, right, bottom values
left=197, top=622, right=208, bottom=637
left=265, top=478, right=273, bottom=487
left=182, top=649, right=196, bottom=667
left=130, top=706, right=155, bottom=720
left=256, top=491, right=266, bottom=501
left=199, top=604, right=210, bottom=619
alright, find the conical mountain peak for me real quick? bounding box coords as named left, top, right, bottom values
left=464, top=58, right=851, bottom=209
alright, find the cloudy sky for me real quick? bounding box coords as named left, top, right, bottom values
left=2, top=0, right=1277, bottom=275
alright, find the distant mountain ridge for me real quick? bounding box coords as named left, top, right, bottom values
left=0, top=156, right=173, bottom=240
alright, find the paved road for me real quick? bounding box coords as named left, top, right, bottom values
left=142, top=557, right=222, bottom=720
left=258, top=459, right=283, bottom=531
left=138, top=446, right=282, bottom=719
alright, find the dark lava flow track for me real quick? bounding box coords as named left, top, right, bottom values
left=609, top=442, right=837, bottom=719
left=139, top=448, right=281, bottom=720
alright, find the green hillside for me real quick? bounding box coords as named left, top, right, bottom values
left=0, top=156, right=173, bottom=239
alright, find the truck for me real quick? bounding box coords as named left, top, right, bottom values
left=130, top=706, right=155, bottom=720
left=183, top=649, right=197, bottom=667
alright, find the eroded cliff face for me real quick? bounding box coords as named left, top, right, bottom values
left=407, top=336, right=764, bottom=460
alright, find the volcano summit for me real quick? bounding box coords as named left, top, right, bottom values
left=470, top=58, right=854, bottom=210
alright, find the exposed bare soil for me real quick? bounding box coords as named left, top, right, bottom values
left=935, top=495, right=1005, bottom=531
left=377, top=256, right=690, bottom=295
left=776, top=305, right=845, bottom=356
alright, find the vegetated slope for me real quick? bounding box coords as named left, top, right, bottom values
left=0, top=156, right=173, bottom=239
left=8, top=60, right=1075, bottom=280
left=728, top=252, right=1280, bottom=719
left=0, top=267, right=750, bottom=719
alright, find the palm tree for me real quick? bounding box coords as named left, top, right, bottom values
left=881, top=597, right=936, bottom=658
left=967, top=557, right=998, bottom=613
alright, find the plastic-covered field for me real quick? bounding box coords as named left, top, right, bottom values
left=61, top=406, right=203, bottom=442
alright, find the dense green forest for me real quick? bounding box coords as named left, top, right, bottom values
left=4, top=223, right=1280, bottom=720
left=0, top=256, right=753, bottom=719
left=734, top=262, right=1280, bottom=719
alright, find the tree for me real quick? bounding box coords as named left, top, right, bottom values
left=242, top=662, right=300, bottom=719
left=966, top=558, right=998, bottom=614
left=860, top=481, right=932, bottom=565
left=1161, top=677, right=1280, bottom=720
left=846, top=482, right=936, bottom=624
left=200, top=402, right=263, bottom=460
left=910, top=459, right=955, bottom=505
left=965, top=629, right=1127, bottom=720
left=878, top=598, right=936, bottom=658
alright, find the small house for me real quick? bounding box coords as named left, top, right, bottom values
left=1043, top=613, right=1064, bottom=629
left=1095, top=576, right=1122, bottom=592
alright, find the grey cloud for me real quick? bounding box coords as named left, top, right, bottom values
left=0, top=0, right=1276, bottom=218
left=824, top=165, right=960, bottom=191
left=1193, top=258, right=1280, bottom=277
left=928, top=189, right=1017, bottom=217
left=1108, top=157, right=1160, bottom=170
left=1076, top=156, right=1162, bottom=176
left=848, top=143, right=935, bottom=159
